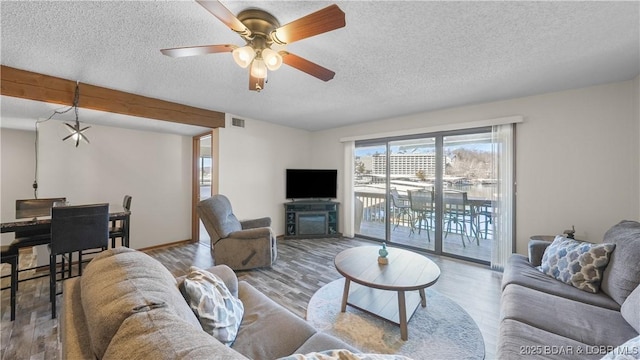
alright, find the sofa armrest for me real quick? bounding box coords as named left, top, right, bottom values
left=176, top=264, right=239, bottom=298
left=241, top=217, right=271, bottom=229
left=230, top=227, right=272, bottom=240
left=528, top=239, right=553, bottom=266
left=205, top=264, right=239, bottom=298
left=62, top=278, right=95, bottom=360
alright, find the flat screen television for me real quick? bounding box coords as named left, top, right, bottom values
left=286, top=169, right=337, bottom=200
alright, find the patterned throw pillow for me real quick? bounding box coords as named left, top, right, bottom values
left=539, top=236, right=616, bottom=293
left=180, top=266, right=244, bottom=346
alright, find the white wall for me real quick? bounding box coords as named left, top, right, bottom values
left=0, top=128, right=37, bottom=245
left=636, top=76, right=640, bottom=213
left=217, top=114, right=312, bottom=236
left=27, top=119, right=193, bottom=249
left=311, top=79, right=640, bottom=254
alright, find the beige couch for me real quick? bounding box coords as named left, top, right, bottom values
left=61, top=247, right=355, bottom=359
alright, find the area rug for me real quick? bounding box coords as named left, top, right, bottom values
left=306, top=278, right=485, bottom=360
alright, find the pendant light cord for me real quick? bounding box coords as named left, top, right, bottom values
left=33, top=81, right=80, bottom=198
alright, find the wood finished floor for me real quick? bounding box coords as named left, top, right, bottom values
left=0, top=237, right=502, bottom=360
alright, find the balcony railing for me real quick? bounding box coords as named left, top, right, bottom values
left=354, top=190, right=492, bottom=262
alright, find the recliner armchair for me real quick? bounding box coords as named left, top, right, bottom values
left=197, top=195, right=277, bottom=271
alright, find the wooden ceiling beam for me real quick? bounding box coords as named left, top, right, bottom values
left=0, top=65, right=225, bottom=128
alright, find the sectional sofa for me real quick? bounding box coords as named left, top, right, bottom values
left=61, top=247, right=357, bottom=359
left=498, top=220, right=640, bottom=359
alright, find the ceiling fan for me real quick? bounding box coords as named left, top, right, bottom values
left=161, top=0, right=346, bottom=91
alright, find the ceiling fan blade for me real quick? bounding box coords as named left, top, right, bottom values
left=249, top=74, right=265, bottom=91
left=196, top=0, right=251, bottom=37
left=271, top=4, right=345, bottom=45
left=281, top=52, right=335, bottom=82
left=160, top=44, right=236, bottom=58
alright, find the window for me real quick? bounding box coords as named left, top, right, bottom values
left=353, top=125, right=515, bottom=266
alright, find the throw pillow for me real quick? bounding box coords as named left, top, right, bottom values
left=538, top=236, right=616, bottom=293
left=599, top=336, right=640, bottom=360
left=180, top=266, right=244, bottom=346
left=278, top=350, right=413, bottom=360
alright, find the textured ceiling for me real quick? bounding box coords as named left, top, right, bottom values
left=1, top=1, right=639, bottom=134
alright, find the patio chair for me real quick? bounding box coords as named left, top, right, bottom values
left=443, top=190, right=478, bottom=247
left=408, top=189, right=435, bottom=241
left=390, top=188, right=412, bottom=231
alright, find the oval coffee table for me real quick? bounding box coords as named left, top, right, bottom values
left=334, top=245, right=441, bottom=340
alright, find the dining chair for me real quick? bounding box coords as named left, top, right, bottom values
left=1, top=244, right=18, bottom=321
left=109, top=195, right=132, bottom=248
left=49, top=203, right=109, bottom=319
left=11, top=198, right=67, bottom=289
left=408, top=189, right=435, bottom=241
left=15, top=198, right=66, bottom=219
left=15, top=198, right=67, bottom=244
left=390, top=188, right=412, bottom=231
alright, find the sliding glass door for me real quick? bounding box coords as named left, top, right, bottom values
left=441, top=132, right=493, bottom=262
left=354, top=143, right=387, bottom=240
left=354, top=127, right=510, bottom=264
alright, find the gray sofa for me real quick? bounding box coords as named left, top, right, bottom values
left=498, top=220, right=640, bottom=359
left=61, top=247, right=355, bottom=359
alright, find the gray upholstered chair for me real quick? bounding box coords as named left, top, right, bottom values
left=198, top=195, right=277, bottom=271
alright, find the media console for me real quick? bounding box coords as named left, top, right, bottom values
left=284, top=201, right=340, bottom=239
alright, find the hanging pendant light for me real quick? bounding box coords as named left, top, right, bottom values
left=62, top=82, right=90, bottom=147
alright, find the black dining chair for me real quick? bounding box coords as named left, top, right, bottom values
left=1, top=244, right=18, bottom=321
left=14, top=197, right=66, bottom=244
left=11, top=198, right=67, bottom=288
left=49, top=203, right=109, bottom=319
left=109, top=195, right=132, bottom=248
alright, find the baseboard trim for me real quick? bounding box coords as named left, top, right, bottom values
left=139, top=239, right=194, bottom=252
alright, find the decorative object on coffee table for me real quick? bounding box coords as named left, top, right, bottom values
left=335, top=246, right=440, bottom=340
left=378, top=242, right=388, bottom=265
left=307, top=278, right=485, bottom=359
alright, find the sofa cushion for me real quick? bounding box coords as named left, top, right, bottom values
left=294, top=332, right=359, bottom=355
left=502, top=255, right=620, bottom=310
left=539, top=236, right=615, bottom=293
left=621, top=285, right=640, bottom=333
left=600, top=335, right=640, bottom=360
left=498, top=319, right=602, bottom=360
left=81, top=247, right=202, bottom=359
left=601, top=220, right=640, bottom=305
left=232, top=281, right=317, bottom=359
left=103, top=309, right=249, bottom=360
left=181, top=267, right=244, bottom=346
left=501, top=284, right=638, bottom=348
left=277, top=350, right=413, bottom=360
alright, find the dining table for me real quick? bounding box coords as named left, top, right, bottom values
left=1, top=204, right=130, bottom=238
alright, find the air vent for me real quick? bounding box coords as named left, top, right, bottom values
left=232, top=118, right=245, bottom=128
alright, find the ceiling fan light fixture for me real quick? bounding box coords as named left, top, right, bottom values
left=250, top=58, right=267, bottom=78
left=232, top=45, right=256, bottom=68
left=261, top=48, right=283, bottom=71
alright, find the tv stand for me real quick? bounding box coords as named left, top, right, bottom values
left=284, top=201, right=340, bottom=239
